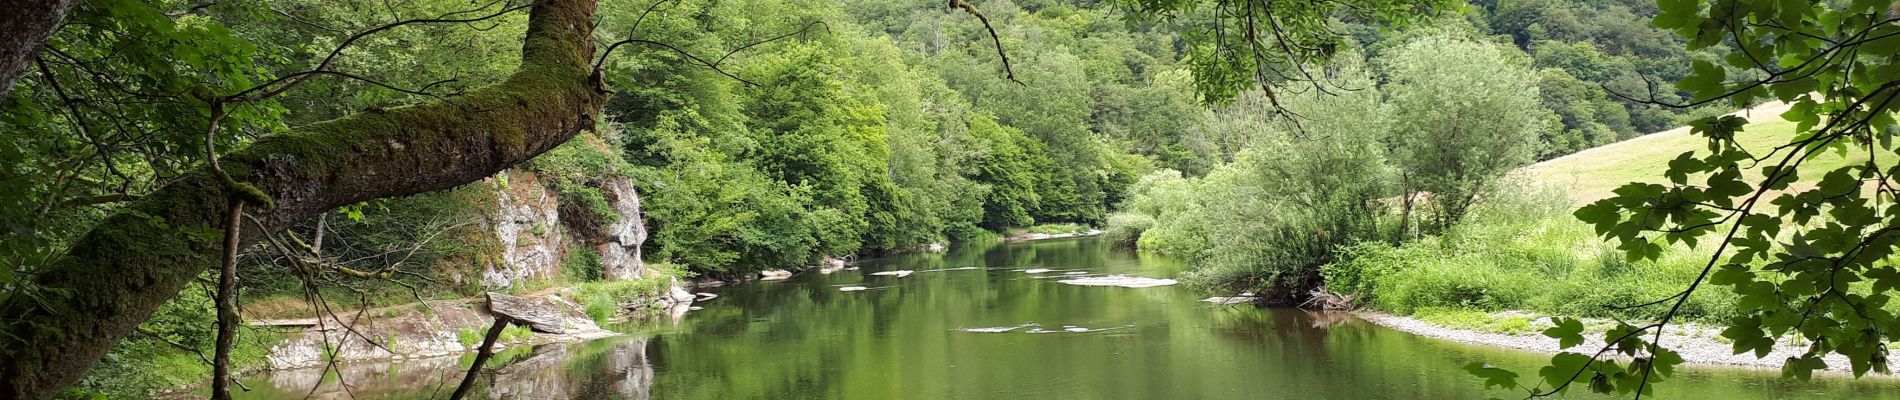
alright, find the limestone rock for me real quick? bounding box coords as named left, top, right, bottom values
left=595, top=176, right=648, bottom=280
left=487, top=292, right=568, bottom=334
left=759, top=270, right=793, bottom=281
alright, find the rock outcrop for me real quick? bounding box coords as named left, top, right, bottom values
left=488, top=292, right=575, bottom=334
left=481, top=171, right=667, bottom=288
left=593, top=176, right=648, bottom=280
left=486, top=171, right=566, bottom=288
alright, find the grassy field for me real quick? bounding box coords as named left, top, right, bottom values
left=1518, top=101, right=1886, bottom=205
left=1333, top=101, right=1881, bottom=326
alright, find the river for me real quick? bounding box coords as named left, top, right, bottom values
left=236, top=236, right=1900, bottom=399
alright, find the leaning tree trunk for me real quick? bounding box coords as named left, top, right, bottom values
left=0, top=0, right=607, bottom=398
left=0, top=0, right=79, bottom=98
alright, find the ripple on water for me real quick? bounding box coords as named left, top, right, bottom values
left=959, top=323, right=1133, bottom=334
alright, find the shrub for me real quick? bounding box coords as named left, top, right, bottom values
left=457, top=326, right=485, bottom=347
left=1102, top=212, right=1154, bottom=246
left=561, top=246, right=604, bottom=282
left=1335, top=182, right=1745, bottom=323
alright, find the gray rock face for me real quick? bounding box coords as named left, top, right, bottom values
left=483, top=172, right=654, bottom=289
left=486, top=171, right=565, bottom=289
left=595, top=176, right=648, bottom=280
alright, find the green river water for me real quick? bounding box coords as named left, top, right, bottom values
left=238, top=236, right=1900, bottom=399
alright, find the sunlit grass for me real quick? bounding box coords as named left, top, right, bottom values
left=1518, top=102, right=1888, bottom=205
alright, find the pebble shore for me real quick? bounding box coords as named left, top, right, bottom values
left=1355, top=311, right=1885, bottom=375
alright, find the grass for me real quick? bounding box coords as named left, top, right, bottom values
left=1325, top=182, right=1746, bottom=324
left=1321, top=100, right=1900, bottom=331
left=242, top=295, right=317, bottom=320
left=1517, top=101, right=1889, bottom=205
left=455, top=325, right=535, bottom=348
left=1412, top=307, right=1539, bottom=335
left=574, top=264, right=682, bottom=323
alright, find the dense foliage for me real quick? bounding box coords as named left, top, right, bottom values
left=3, top=0, right=1892, bottom=398
left=1111, top=29, right=1548, bottom=299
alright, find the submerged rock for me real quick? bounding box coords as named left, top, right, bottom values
left=1025, top=325, right=1122, bottom=334
left=869, top=270, right=914, bottom=278
left=818, top=257, right=849, bottom=274
left=960, top=323, right=1037, bottom=333
left=1057, top=275, right=1177, bottom=288
left=759, top=270, right=794, bottom=281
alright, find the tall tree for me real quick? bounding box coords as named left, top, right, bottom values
left=1383, top=33, right=1550, bottom=227
left=0, top=0, right=79, bottom=98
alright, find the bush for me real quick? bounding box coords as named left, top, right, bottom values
left=562, top=246, right=604, bottom=282
left=1102, top=212, right=1154, bottom=246
left=573, top=265, right=682, bottom=323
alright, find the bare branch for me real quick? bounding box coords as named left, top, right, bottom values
left=950, top=0, right=1024, bottom=86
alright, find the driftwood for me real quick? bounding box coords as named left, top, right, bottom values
left=1301, top=288, right=1359, bottom=311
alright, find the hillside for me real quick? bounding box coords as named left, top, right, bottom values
left=1517, top=101, right=1885, bottom=205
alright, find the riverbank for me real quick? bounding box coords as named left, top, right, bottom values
left=1355, top=310, right=1882, bottom=375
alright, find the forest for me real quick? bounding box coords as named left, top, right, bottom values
left=0, top=0, right=1895, bottom=399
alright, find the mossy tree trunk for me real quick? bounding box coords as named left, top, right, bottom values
left=0, top=0, right=78, bottom=99
left=0, top=0, right=608, bottom=398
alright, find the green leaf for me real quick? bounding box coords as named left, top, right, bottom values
left=1540, top=352, right=1595, bottom=391
left=1543, top=317, right=1586, bottom=349
left=1665, top=152, right=1703, bottom=184
left=1676, top=60, right=1726, bottom=100
left=1782, top=355, right=1827, bottom=381
left=1574, top=201, right=1623, bottom=236
left=1652, top=347, right=1685, bottom=378
left=1710, top=263, right=1756, bottom=286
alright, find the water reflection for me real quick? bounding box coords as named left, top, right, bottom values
left=233, top=336, right=653, bottom=399
left=238, top=237, right=1900, bottom=399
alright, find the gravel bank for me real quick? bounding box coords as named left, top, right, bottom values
left=1356, top=311, right=1886, bottom=375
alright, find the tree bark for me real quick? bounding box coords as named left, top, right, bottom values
left=0, top=0, right=607, bottom=398
left=0, top=0, right=78, bottom=99
left=211, top=202, right=243, bottom=400
left=449, top=318, right=511, bottom=400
